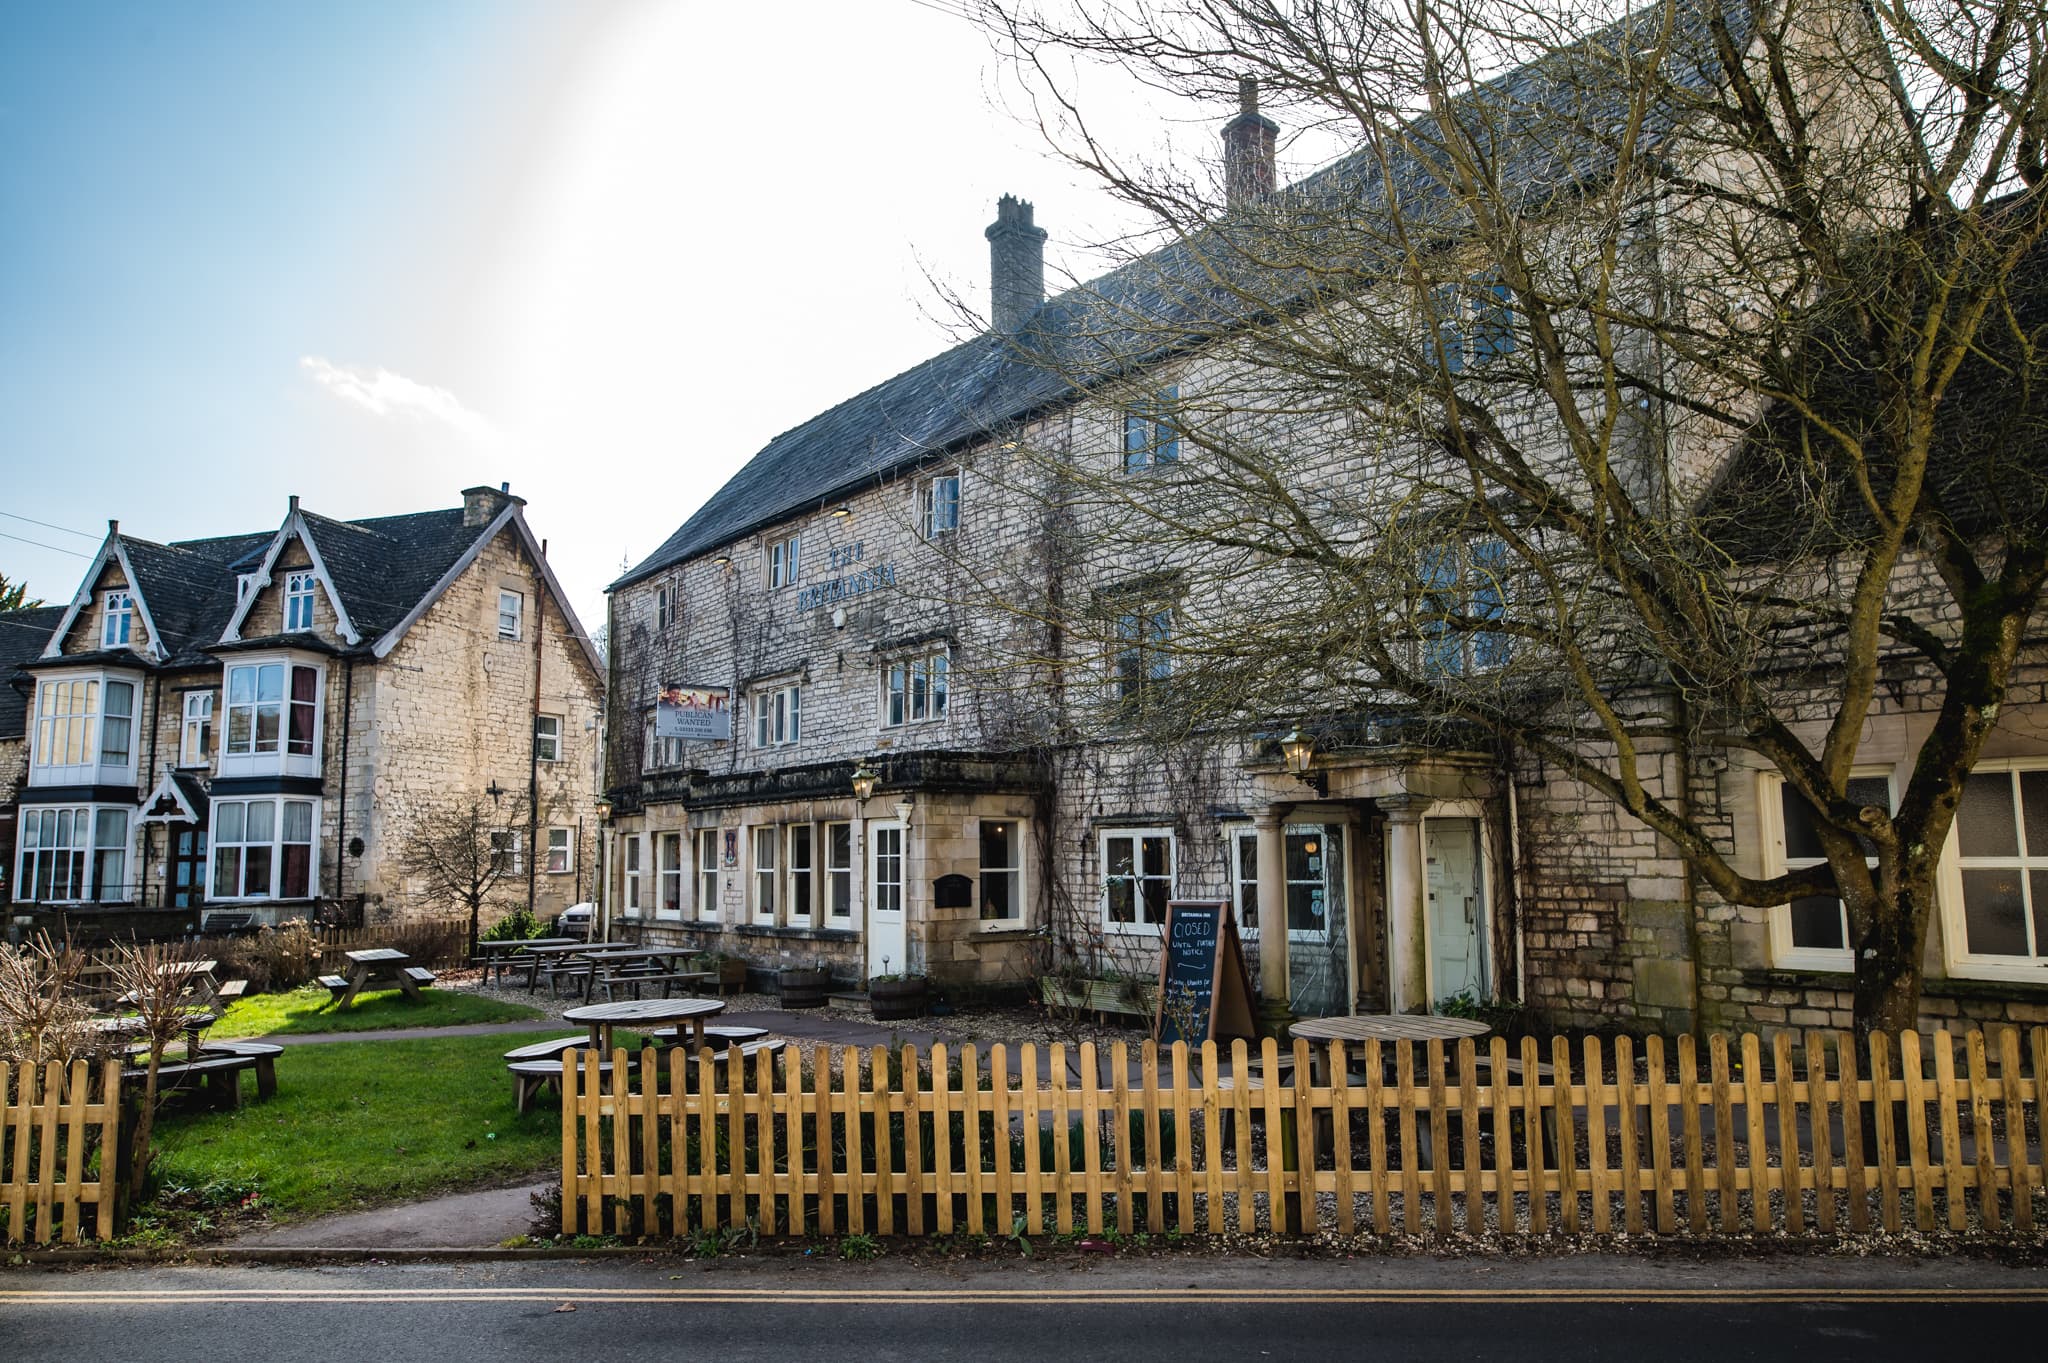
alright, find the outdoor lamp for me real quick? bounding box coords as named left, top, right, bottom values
left=831, top=504, right=853, bottom=518
left=593, top=795, right=612, bottom=824
left=850, top=762, right=879, bottom=802
left=1281, top=727, right=1315, bottom=776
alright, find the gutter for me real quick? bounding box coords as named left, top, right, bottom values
left=333, top=656, right=355, bottom=902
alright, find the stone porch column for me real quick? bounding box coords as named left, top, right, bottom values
left=1254, top=804, right=1292, bottom=1036
left=1380, top=795, right=1432, bottom=1014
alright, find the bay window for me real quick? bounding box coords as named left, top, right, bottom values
left=210, top=797, right=317, bottom=901
left=15, top=805, right=132, bottom=903
left=30, top=673, right=140, bottom=785
left=220, top=657, right=323, bottom=777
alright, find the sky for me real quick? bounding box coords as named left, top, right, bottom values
left=0, top=0, right=1278, bottom=637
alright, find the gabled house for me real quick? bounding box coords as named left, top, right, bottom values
left=4, top=485, right=605, bottom=933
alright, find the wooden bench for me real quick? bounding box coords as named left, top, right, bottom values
left=502, top=1035, right=590, bottom=1064
left=401, top=966, right=437, bottom=989
left=541, top=963, right=597, bottom=997
left=318, top=974, right=352, bottom=1002
left=507, top=1056, right=630, bottom=1115
left=200, top=911, right=257, bottom=935
left=200, top=1040, right=281, bottom=1099
left=594, top=969, right=710, bottom=1002
left=213, top=978, right=250, bottom=1004
left=648, top=1024, right=770, bottom=1048
left=131, top=1053, right=259, bottom=1110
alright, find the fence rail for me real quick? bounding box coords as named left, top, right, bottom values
left=561, top=1028, right=2046, bottom=1241
left=1, top=1058, right=123, bottom=1246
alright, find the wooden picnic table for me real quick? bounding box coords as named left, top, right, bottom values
left=570, top=946, right=707, bottom=1002
left=474, top=937, right=580, bottom=986
left=91, top=1010, right=217, bottom=1059
left=116, top=959, right=222, bottom=1008
left=333, top=948, right=427, bottom=1008
left=516, top=941, right=598, bottom=992
left=1291, top=1013, right=1493, bottom=1168
left=563, top=997, right=724, bottom=1054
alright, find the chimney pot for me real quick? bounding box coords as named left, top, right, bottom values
left=1223, top=77, right=1279, bottom=210
left=462, top=484, right=526, bottom=528
left=984, top=194, right=1048, bottom=333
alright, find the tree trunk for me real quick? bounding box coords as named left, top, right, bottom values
left=128, top=1058, right=161, bottom=1202
left=1850, top=876, right=1933, bottom=1040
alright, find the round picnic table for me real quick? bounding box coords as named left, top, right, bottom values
left=1289, top=1013, right=1491, bottom=1084
left=562, top=997, right=724, bottom=1054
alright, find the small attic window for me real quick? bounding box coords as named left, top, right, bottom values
left=101, top=591, right=134, bottom=648
left=284, top=571, right=317, bottom=632
left=237, top=573, right=259, bottom=605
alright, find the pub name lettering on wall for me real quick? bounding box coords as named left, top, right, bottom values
left=798, top=540, right=899, bottom=611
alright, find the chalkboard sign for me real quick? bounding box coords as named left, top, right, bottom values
left=1152, top=900, right=1257, bottom=1046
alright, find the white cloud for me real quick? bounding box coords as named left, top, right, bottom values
left=299, top=355, right=498, bottom=446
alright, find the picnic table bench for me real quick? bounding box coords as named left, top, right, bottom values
left=322, top=949, right=435, bottom=1007
left=471, top=937, right=580, bottom=987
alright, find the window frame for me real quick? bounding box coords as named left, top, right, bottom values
left=1229, top=826, right=1261, bottom=939
left=1760, top=768, right=1897, bottom=974
left=534, top=714, right=562, bottom=763
left=919, top=469, right=962, bottom=540
left=490, top=828, right=523, bottom=876
left=101, top=590, right=134, bottom=648
left=695, top=828, right=721, bottom=922
left=1419, top=537, right=1510, bottom=676
left=622, top=834, right=644, bottom=917
left=497, top=590, right=524, bottom=641
left=1432, top=274, right=1517, bottom=374
left=1113, top=602, right=1172, bottom=710
left=882, top=651, right=950, bottom=728
left=767, top=533, right=802, bottom=591
left=751, top=681, right=802, bottom=749
left=1937, top=759, right=2048, bottom=982
left=1100, top=826, right=1175, bottom=934
left=13, top=804, right=133, bottom=904
left=824, top=820, right=854, bottom=925
left=978, top=818, right=1025, bottom=925
left=180, top=689, right=215, bottom=767
left=751, top=826, right=779, bottom=923
left=786, top=823, right=815, bottom=928
left=208, top=796, right=317, bottom=902
left=1121, top=385, right=1181, bottom=473
left=29, top=671, right=141, bottom=787
left=654, top=584, right=675, bottom=632
left=545, top=826, right=574, bottom=875
left=1284, top=822, right=1337, bottom=944
left=283, top=571, right=317, bottom=633
left=643, top=711, right=686, bottom=771
left=656, top=831, right=684, bottom=919
left=217, top=655, right=323, bottom=779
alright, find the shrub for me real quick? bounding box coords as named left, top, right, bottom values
left=220, top=920, right=321, bottom=992
left=482, top=908, right=543, bottom=943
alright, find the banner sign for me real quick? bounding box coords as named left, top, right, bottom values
left=655, top=684, right=731, bottom=741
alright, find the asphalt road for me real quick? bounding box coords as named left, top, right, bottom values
left=3, top=1254, right=2043, bottom=1362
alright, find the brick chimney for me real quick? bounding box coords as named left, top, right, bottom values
left=1223, top=77, right=1278, bottom=209
left=985, top=195, right=1048, bottom=332
left=462, top=482, right=525, bottom=528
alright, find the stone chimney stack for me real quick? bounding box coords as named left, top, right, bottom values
left=985, top=195, right=1048, bottom=332
left=462, top=482, right=525, bottom=528
left=1222, top=77, right=1279, bottom=209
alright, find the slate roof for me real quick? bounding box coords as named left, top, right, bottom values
left=0, top=607, right=63, bottom=739
left=613, top=0, right=1752, bottom=592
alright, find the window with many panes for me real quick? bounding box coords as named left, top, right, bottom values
left=825, top=822, right=853, bottom=922
left=1764, top=772, right=1894, bottom=971
left=1432, top=275, right=1517, bottom=373
left=498, top=591, right=523, bottom=640
left=211, top=798, right=315, bottom=900
left=490, top=829, right=522, bottom=875
left=786, top=824, right=814, bottom=926
left=980, top=820, right=1022, bottom=922
left=284, top=571, right=317, bottom=632
left=181, top=690, right=214, bottom=766
left=659, top=832, right=684, bottom=917
left=696, top=828, right=721, bottom=921
left=102, top=591, right=134, bottom=647
left=535, top=714, right=562, bottom=762
left=884, top=652, right=948, bottom=727
left=1115, top=604, right=1172, bottom=708
left=752, top=683, right=800, bottom=748
left=221, top=660, right=320, bottom=776
left=1122, top=386, right=1180, bottom=471
left=919, top=471, right=960, bottom=539
left=31, top=675, right=137, bottom=785
left=545, top=827, right=573, bottom=874
left=1285, top=824, right=1336, bottom=939
left=1942, top=763, right=2048, bottom=977
left=768, top=534, right=801, bottom=590
left=622, top=835, right=644, bottom=916
left=1102, top=828, right=1173, bottom=930
left=1420, top=539, right=1509, bottom=675
left=14, top=806, right=130, bottom=903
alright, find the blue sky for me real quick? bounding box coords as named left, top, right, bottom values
left=0, top=1, right=1246, bottom=630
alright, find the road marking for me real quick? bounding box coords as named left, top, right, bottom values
left=4, top=1286, right=2045, bottom=1307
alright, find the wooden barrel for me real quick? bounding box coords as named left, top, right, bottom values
left=869, top=976, right=928, bottom=1021
left=777, top=966, right=832, bottom=1009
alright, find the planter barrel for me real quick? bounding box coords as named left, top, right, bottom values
left=869, top=976, right=929, bottom=1021
left=778, top=966, right=832, bottom=1009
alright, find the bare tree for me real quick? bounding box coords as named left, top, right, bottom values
left=966, top=0, right=2048, bottom=1033
left=106, top=939, right=204, bottom=1201
left=394, top=792, right=536, bottom=960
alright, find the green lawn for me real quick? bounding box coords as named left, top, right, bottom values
left=149, top=1032, right=566, bottom=1222
left=211, top=984, right=542, bottom=1037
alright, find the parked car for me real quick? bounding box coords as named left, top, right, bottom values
left=554, top=903, right=595, bottom=938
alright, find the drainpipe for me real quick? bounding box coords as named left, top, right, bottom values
left=528, top=541, right=545, bottom=918
left=142, top=673, right=161, bottom=911
left=333, top=656, right=355, bottom=903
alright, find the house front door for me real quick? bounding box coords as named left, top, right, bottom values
left=169, top=825, right=208, bottom=909
left=866, top=821, right=907, bottom=980
left=1424, top=816, right=1488, bottom=1003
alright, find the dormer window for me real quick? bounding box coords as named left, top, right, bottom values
left=238, top=573, right=259, bottom=606
left=284, top=571, right=317, bottom=632
left=102, top=591, right=133, bottom=647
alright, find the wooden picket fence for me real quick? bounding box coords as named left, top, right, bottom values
left=0, top=1058, right=123, bottom=1245
left=560, top=1027, right=2047, bottom=1241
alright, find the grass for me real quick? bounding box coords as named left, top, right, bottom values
left=211, top=984, right=542, bottom=1037
left=148, top=1032, right=566, bottom=1222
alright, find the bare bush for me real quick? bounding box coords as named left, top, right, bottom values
left=0, top=937, right=105, bottom=1072
left=106, top=939, right=205, bottom=1200
left=216, top=920, right=321, bottom=994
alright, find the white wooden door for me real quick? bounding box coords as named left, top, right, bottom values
left=1424, top=816, right=1488, bottom=1002
left=866, top=821, right=907, bottom=979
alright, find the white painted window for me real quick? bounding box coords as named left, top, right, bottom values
left=979, top=819, right=1023, bottom=922
left=658, top=831, right=684, bottom=918
left=1761, top=771, right=1893, bottom=973
left=14, top=806, right=132, bottom=904
left=1115, top=604, right=1171, bottom=706
left=1121, top=386, right=1181, bottom=471
left=752, top=682, right=801, bottom=748
left=1419, top=538, right=1510, bottom=675
left=180, top=690, right=214, bottom=766
left=1285, top=823, right=1334, bottom=941
left=284, top=571, right=317, bottom=632
left=872, top=825, right=904, bottom=917
left=1230, top=827, right=1261, bottom=937
left=768, top=533, right=801, bottom=590
left=535, top=714, right=562, bottom=762
left=221, top=659, right=321, bottom=777
left=101, top=591, right=134, bottom=647
left=498, top=590, right=523, bottom=640
left=545, top=827, right=573, bottom=874
left=752, top=826, right=779, bottom=922
left=884, top=652, right=948, bottom=727
left=1432, top=274, right=1517, bottom=373
left=643, top=713, right=685, bottom=771
left=489, top=828, right=523, bottom=876
left=695, top=828, right=722, bottom=922
left=1101, top=827, right=1173, bottom=930
left=622, top=835, right=644, bottom=916
left=30, top=674, right=137, bottom=785
left=786, top=823, right=814, bottom=926
left=655, top=584, right=675, bottom=631
left=1939, top=762, right=2048, bottom=980
left=825, top=821, right=853, bottom=922
left=919, top=471, right=960, bottom=539
left=211, top=798, right=316, bottom=900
